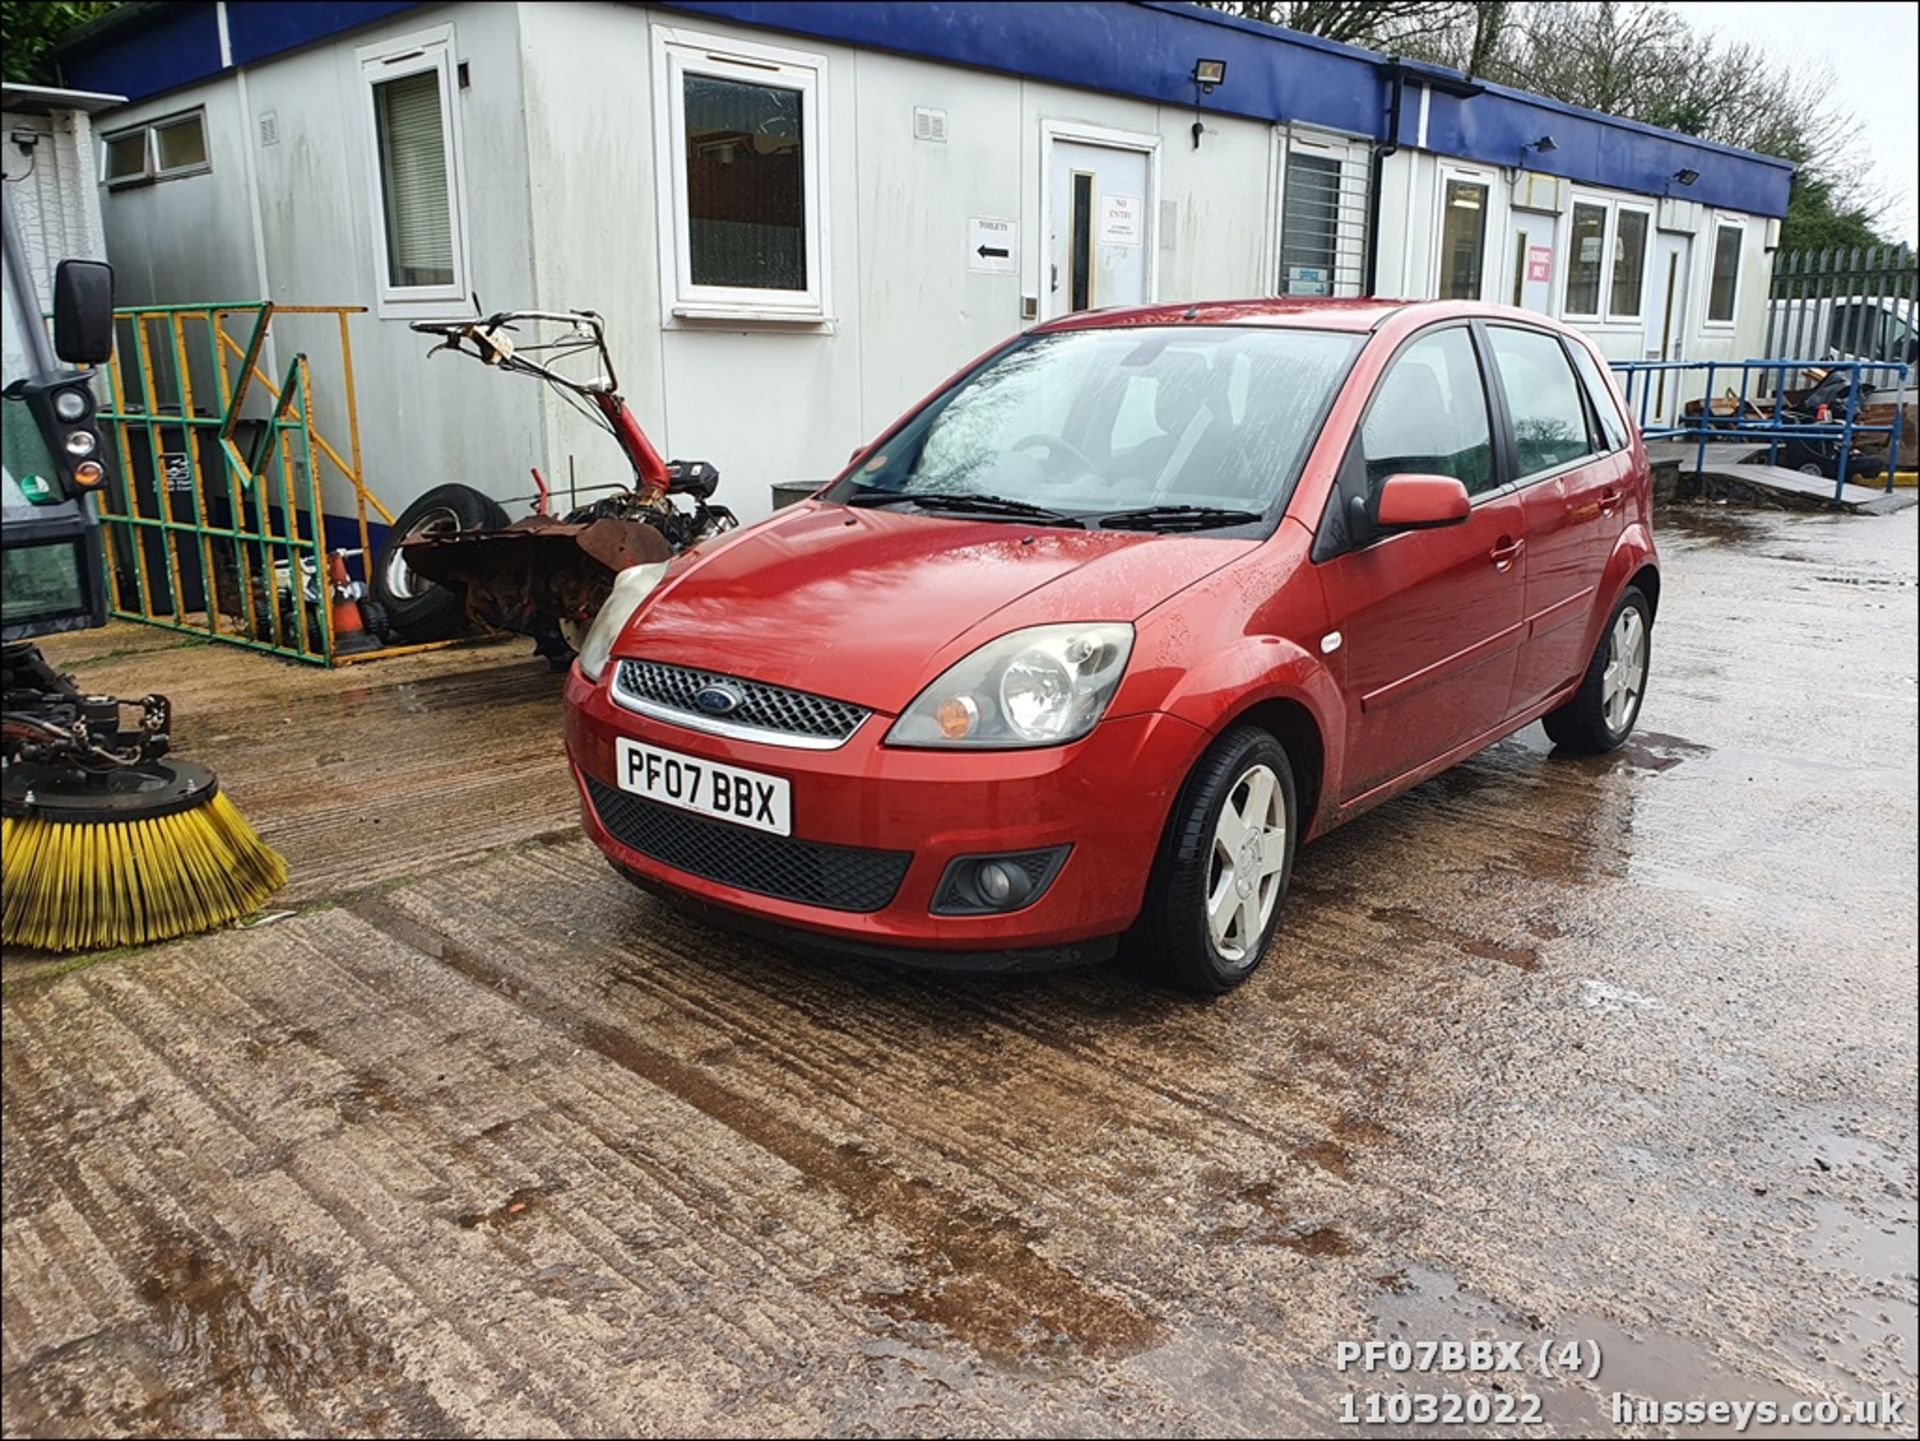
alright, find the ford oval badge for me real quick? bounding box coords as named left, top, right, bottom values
left=693, top=683, right=745, bottom=716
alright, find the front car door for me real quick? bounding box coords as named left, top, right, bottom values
left=1314, top=324, right=1527, bottom=802
left=1485, top=324, right=1630, bottom=713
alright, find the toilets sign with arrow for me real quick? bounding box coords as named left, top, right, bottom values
left=967, top=216, right=1018, bottom=274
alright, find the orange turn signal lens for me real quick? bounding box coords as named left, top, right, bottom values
left=934, top=696, right=978, bottom=739
left=71, top=459, right=107, bottom=491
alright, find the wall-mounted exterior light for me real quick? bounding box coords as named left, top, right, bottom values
left=1673, top=167, right=1700, bottom=186
left=1190, top=58, right=1228, bottom=149
left=1526, top=134, right=1557, bottom=153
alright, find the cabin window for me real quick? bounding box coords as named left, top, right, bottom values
left=102, top=110, right=208, bottom=187
left=655, top=27, right=829, bottom=323
left=359, top=28, right=468, bottom=309
left=1708, top=222, right=1744, bottom=324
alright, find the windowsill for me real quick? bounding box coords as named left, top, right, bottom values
left=103, top=166, right=213, bottom=189
left=668, top=303, right=836, bottom=331
left=376, top=291, right=473, bottom=321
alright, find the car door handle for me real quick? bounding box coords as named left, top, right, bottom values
left=1599, top=488, right=1622, bottom=514
left=1490, top=537, right=1524, bottom=571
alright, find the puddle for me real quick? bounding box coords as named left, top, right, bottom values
left=1656, top=504, right=1767, bottom=543
left=1369, top=906, right=1539, bottom=971
left=88, top=1233, right=456, bottom=1436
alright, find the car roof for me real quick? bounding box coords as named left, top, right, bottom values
left=1031, top=296, right=1597, bottom=343
left=1033, top=296, right=1404, bottom=335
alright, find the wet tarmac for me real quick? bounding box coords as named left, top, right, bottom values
left=3, top=504, right=1915, bottom=1436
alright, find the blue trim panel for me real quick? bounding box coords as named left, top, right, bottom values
left=61, top=2, right=222, bottom=105
left=1424, top=86, right=1792, bottom=217
left=659, top=0, right=1790, bottom=214
left=227, top=1, right=419, bottom=67
left=62, top=0, right=1792, bottom=215
left=662, top=0, right=1388, bottom=136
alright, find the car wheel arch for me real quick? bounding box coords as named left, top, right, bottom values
left=1220, top=696, right=1328, bottom=840
left=1629, top=561, right=1660, bottom=619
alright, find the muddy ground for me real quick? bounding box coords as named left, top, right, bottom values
left=3, top=504, right=1915, bottom=1437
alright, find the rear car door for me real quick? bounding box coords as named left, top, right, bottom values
left=1485, top=325, right=1631, bottom=713
left=1315, top=324, right=1528, bottom=801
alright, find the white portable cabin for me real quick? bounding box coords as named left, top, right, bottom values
left=60, top=0, right=1792, bottom=539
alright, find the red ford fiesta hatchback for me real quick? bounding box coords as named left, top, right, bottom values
left=564, top=299, right=1657, bottom=992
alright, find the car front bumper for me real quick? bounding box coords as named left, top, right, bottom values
left=564, top=664, right=1202, bottom=959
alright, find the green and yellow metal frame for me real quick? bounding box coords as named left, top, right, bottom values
left=90, top=302, right=454, bottom=667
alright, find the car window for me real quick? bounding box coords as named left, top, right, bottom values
left=1566, top=342, right=1629, bottom=451
left=1487, top=325, right=1594, bottom=479
left=844, top=325, right=1362, bottom=518
left=1360, top=327, right=1495, bottom=497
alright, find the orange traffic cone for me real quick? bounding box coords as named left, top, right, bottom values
left=327, top=551, right=380, bottom=656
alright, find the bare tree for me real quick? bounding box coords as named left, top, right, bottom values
left=1209, top=0, right=1477, bottom=53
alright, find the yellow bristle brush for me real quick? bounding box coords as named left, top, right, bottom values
left=2, top=759, right=285, bottom=953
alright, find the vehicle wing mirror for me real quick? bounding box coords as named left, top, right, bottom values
left=52, top=259, right=115, bottom=366
left=1375, top=473, right=1472, bottom=530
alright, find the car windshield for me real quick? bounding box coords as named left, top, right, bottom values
left=829, top=325, right=1361, bottom=526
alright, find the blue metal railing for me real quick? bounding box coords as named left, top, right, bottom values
left=1610, top=358, right=1910, bottom=500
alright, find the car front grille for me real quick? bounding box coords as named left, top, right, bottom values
left=612, top=659, right=870, bottom=746
left=585, top=776, right=910, bottom=913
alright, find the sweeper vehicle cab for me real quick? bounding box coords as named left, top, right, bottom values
left=2, top=224, right=283, bottom=952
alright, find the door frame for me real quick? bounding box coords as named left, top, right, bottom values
left=1036, top=118, right=1161, bottom=321
left=1429, top=161, right=1499, bottom=301
left=1646, top=231, right=1692, bottom=426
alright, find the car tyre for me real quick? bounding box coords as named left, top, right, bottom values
left=1134, top=724, right=1297, bottom=995
left=1543, top=584, right=1652, bottom=754
left=373, top=483, right=509, bottom=642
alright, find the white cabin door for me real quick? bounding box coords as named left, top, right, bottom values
left=1046, top=137, right=1152, bottom=320
left=1643, top=232, right=1692, bottom=426
left=1506, top=213, right=1557, bottom=314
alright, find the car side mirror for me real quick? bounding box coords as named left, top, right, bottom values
left=52, top=259, right=115, bottom=366
left=1375, top=473, right=1471, bottom=530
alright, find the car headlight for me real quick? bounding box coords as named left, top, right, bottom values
left=887, top=623, right=1133, bottom=748
left=575, top=560, right=669, bottom=682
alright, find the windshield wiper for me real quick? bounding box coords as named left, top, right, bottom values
left=1094, top=504, right=1263, bottom=532
left=846, top=489, right=1085, bottom=527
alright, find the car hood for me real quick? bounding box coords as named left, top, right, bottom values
left=617, top=501, right=1255, bottom=712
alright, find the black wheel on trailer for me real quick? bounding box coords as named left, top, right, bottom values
left=372, top=484, right=509, bottom=642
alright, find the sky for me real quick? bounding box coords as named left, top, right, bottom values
left=1667, top=1, right=1919, bottom=245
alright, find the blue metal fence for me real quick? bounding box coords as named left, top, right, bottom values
left=1610, top=358, right=1909, bottom=500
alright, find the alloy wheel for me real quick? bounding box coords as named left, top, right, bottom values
left=1205, top=762, right=1287, bottom=965
left=1603, top=606, right=1647, bottom=734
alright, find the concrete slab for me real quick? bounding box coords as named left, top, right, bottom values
left=5, top=510, right=1917, bottom=1435
left=1647, top=441, right=1917, bottom=514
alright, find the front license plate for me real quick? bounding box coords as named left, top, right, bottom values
left=614, top=736, right=791, bottom=836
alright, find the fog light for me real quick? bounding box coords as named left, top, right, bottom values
left=977, top=861, right=1021, bottom=907
left=932, top=846, right=1071, bottom=915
